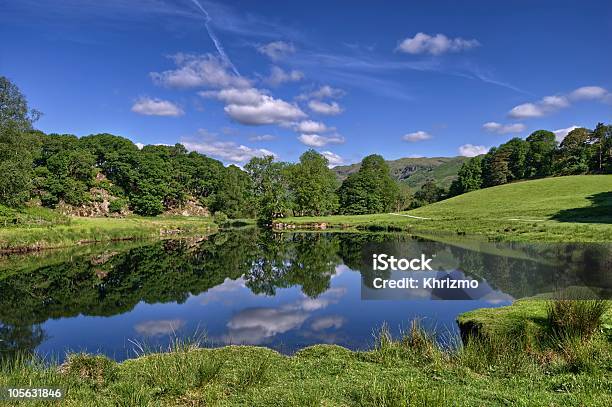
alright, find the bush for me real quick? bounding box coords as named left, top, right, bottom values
left=214, top=211, right=228, bottom=223
left=108, top=199, right=126, bottom=214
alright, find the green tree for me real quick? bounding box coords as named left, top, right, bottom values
left=212, top=165, right=254, bottom=218
left=287, top=150, right=339, bottom=216
left=450, top=156, right=483, bottom=196
left=588, top=123, right=612, bottom=173
left=245, top=156, right=291, bottom=223
left=0, top=125, right=40, bottom=206
left=554, top=127, right=591, bottom=175
left=482, top=147, right=511, bottom=187
left=338, top=154, right=400, bottom=214
left=412, top=179, right=445, bottom=207
left=0, top=77, right=42, bottom=207
left=0, top=76, right=41, bottom=132
left=525, top=130, right=556, bottom=178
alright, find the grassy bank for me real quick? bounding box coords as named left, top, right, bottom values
left=277, top=175, right=612, bottom=242
left=0, top=216, right=218, bottom=253
left=2, top=301, right=610, bottom=406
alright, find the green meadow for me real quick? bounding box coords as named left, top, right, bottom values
left=0, top=208, right=217, bottom=252
left=278, top=175, right=612, bottom=242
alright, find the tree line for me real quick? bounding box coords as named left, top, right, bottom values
left=0, top=76, right=404, bottom=222
left=449, top=126, right=612, bottom=196
left=1, top=76, right=610, bottom=223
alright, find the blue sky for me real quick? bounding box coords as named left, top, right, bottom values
left=1, top=0, right=611, bottom=166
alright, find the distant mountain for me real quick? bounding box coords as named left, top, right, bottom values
left=332, top=156, right=469, bottom=190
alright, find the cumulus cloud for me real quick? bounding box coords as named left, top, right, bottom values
left=134, top=319, right=185, bottom=336
left=402, top=131, right=432, bottom=142
left=295, top=120, right=329, bottom=133
left=310, top=315, right=346, bottom=331
left=321, top=151, right=344, bottom=167
left=298, top=133, right=344, bottom=147
left=459, top=144, right=489, bottom=157
left=201, top=87, right=307, bottom=125
left=249, top=134, right=276, bottom=141
left=150, top=53, right=250, bottom=89
left=297, top=85, right=345, bottom=101
left=482, top=122, right=526, bottom=134
left=569, top=86, right=608, bottom=100
left=182, top=138, right=276, bottom=163
left=131, top=97, right=184, bottom=117
left=552, top=125, right=580, bottom=142
left=397, top=32, right=480, bottom=55
left=257, top=41, right=296, bottom=60
left=508, top=85, right=609, bottom=119
left=265, top=66, right=304, bottom=86
left=219, top=288, right=346, bottom=344
left=308, top=100, right=343, bottom=115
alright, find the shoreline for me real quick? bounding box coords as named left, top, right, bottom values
left=2, top=300, right=610, bottom=406
left=0, top=216, right=219, bottom=254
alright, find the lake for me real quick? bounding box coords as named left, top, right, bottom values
left=1, top=229, right=610, bottom=361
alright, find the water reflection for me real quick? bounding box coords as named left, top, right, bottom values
left=0, top=230, right=609, bottom=361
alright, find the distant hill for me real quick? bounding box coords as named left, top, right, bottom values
left=332, top=156, right=469, bottom=190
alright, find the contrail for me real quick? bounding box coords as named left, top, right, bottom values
left=189, top=0, right=240, bottom=76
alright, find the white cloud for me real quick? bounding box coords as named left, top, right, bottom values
left=508, top=103, right=544, bottom=118
left=135, top=142, right=145, bottom=150
left=297, top=85, right=345, bottom=101
left=182, top=139, right=276, bottom=163
left=201, top=87, right=266, bottom=105
left=265, top=66, right=304, bottom=86
left=552, top=125, right=580, bottom=142
left=508, top=86, right=609, bottom=119
left=310, top=315, right=345, bottom=331
left=569, top=86, right=608, bottom=100
left=257, top=41, right=296, bottom=60
left=249, top=134, right=276, bottom=141
left=150, top=53, right=250, bottom=89
left=397, top=32, right=480, bottom=55
left=226, top=95, right=307, bottom=125
left=298, top=133, right=344, bottom=147
left=482, top=122, right=526, bottom=134
left=295, top=120, right=329, bottom=133
left=201, top=87, right=307, bottom=125
left=134, top=319, right=185, bottom=336
left=459, top=144, right=488, bottom=157
left=308, top=100, right=343, bottom=115
left=321, top=151, right=344, bottom=167
left=402, top=131, right=432, bottom=142
left=131, top=97, right=184, bottom=117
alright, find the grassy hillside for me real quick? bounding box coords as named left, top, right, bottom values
left=333, top=156, right=469, bottom=189
left=278, top=175, right=612, bottom=242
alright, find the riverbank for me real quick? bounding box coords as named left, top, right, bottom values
left=0, top=216, right=219, bottom=253
left=2, top=300, right=610, bottom=406
left=275, top=176, right=612, bottom=242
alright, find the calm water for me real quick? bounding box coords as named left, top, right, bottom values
left=0, top=229, right=610, bottom=361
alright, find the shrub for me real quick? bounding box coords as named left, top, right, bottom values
left=108, top=198, right=126, bottom=214
left=214, top=211, right=228, bottom=223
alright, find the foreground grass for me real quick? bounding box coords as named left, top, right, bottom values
left=0, top=216, right=218, bottom=252
left=2, top=309, right=610, bottom=406
left=279, top=175, right=612, bottom=242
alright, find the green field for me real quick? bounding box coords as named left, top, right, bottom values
left=0, top=215, right=217, bottom=252
left=278, top=175, right=612, bottom=242
left=2, top=301, right=610, bottom=406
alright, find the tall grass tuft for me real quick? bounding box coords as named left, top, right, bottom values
left=547, top=299, right=609, bottom=339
